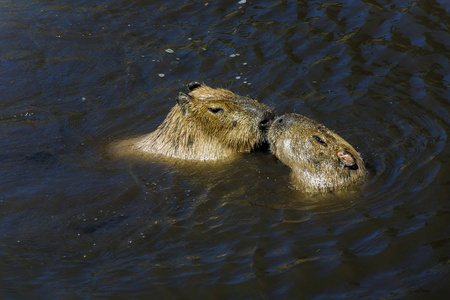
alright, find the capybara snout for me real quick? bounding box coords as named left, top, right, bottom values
left=259, top=111, right=275, bottom=130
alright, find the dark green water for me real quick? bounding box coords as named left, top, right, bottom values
left=1, top=0, right=449, bottom=298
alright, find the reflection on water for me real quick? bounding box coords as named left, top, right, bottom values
left=1, top=0, right=449, bottom=298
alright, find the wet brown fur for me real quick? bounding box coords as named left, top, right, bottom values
left=268, top=113, right=368, bottom=193
left=111, top=83, right=274, bottom=161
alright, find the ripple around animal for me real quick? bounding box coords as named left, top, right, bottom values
left=0, top=0, right=449, bottom=298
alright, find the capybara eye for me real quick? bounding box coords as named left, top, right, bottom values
left=347, top=163, right=359, bottom=170
left=312, top=135, right=327, bottom=147
left=208, top=107, right=224, bottom=114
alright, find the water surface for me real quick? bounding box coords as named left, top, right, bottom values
left=1, top=0, right=449, bottom=298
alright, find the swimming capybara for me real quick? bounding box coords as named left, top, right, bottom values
left=111, top=82, right=274, bottom=161
left=268, top=113, right=368, bottom=193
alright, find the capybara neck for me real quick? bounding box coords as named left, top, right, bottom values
left=133, top=105, right=236, bottom=160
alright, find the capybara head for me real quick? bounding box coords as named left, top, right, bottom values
left=171, top=82, right=274, bottom=154
left=119, top=82, right=275, bottom=161
left=268, top=113, right=368, bottom=192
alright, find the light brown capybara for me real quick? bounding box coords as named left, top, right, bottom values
left=111, top=82, right=274, bottom=161
left=268, top=113, right=368, bottom=193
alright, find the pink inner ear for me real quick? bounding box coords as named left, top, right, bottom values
left=338, top=150, right=355, bottom=166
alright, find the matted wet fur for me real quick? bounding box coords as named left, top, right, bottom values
left=268, top=113, right=368, bottom=193
left=110, top=82, right=274, bottom=161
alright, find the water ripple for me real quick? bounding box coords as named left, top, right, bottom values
left=1, top=0, right=449, bottom=298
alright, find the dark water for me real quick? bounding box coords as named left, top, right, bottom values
left=1, top=0, right=449, bottom=298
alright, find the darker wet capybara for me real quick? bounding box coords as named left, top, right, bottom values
left=111, top=82, right=274, bottom=161
left=268, top=113, right=368, bottom=193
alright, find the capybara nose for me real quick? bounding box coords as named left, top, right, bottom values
left=259, top=111, right=275, bottom=130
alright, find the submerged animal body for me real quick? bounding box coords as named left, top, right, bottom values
left=111, top=82, right=274, bottom=161
left=268, top=113, right=368, bottom=193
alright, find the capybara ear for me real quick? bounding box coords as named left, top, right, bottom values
left=176, top=92, right=193, bottom=115
left=338, top=150, right=357, bottom=169
left=187, top=81, right=202, bottom=91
